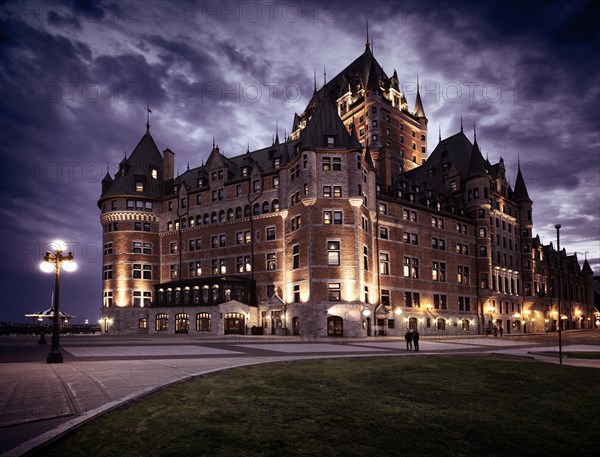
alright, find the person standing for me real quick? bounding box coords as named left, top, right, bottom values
left=413, top=329, right=420, bottom=351
left=405, top=329, right=413, bottom=350
left=499, top=326, right=503, bottom=337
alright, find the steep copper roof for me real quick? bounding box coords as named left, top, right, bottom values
left=513, top=162, right=532, bottom=202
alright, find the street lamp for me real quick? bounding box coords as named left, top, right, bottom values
left=555, top=224, right=563, bottom=365
left=39, top=241, right=76, bottom=364
left=486, top=305, right=495, bottom=333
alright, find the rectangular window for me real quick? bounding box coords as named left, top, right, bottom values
left=266, top=226, right=276, bottom=240
left=133, top=264, right=152, bottom=279
left=189, top=261, right=202, bottom=277
left=170, top=242, right=178, bottom=254
left=363, top=246, right=369, bottom=270
left=405, top=291, right=420, bottom=308
left=322, top=157, right=331, bottom=171
left=458, top=266, right=470, bottom=285
left=103, top=242, right=113, bottom=255
left=432, top=261, right=446, bottom=282
left=293, top=284, right=300, bottom=303
left=323, top=210, right=332, bottom=225
left=266, top=252, right=276, bottom=271
left=379, top=252, right=390, bottom=275
left=327, top=241, right=340, bottom=266
left=434, top=294, right=447, bottom=310
left=103, top=291, right=113, bottom=307
left=403, top=257, right=419, bottom=278
left=328, top=283, right=341, bottom=301
left=323, top=186, right=332, bottom=197
left=402, top=209, right=417, bottom=221
left=379, top=226, right=388, bottom=239
left=133, top=291, right=152, bottom=307
left=103, top=265, right=113, bottom=280
left=293, top=244, right=300, bottom=269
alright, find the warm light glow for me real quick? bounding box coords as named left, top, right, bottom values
left=575, top=310, right=582, bottom=316
left=523, top=309, right=531, bottom=316
left=63, top=260, right=77, bottom=272
left=513, top=313, right=521, bottom=319
left=40, top=261, right=54, bottom=273
left=394, top=308, right=403, bottom=315
left=50, top=240, right=67, bottom=252
left=362, top=309, right=371, bottom=317
left=486, top=306, right=495, bottom=314
left=425, top=304, right=433, bottom=310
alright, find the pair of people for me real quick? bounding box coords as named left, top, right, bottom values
left=404, top=329, right=420, bottom=351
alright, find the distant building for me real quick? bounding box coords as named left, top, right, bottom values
left=98, top=42, right=595, bottom=337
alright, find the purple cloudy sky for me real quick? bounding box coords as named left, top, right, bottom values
left=0, top=0, right=598, bottom=324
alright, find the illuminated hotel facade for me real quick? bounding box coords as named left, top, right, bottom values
left=98, top=42, right=595, bottom=337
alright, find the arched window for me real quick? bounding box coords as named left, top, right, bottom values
left=155, top=313, right=169, bottom=331
left=196, top=215, right=202, bottom=226
left=192, top=287, right=200, bottom=305
left=271, top=199, right=279, bottom=212
left=227, top=208, right=234, bottom=220
left=462, top=319, right=470, bottom=331
left=236, top=207, right=242, bottom=218
left=175, top=313, right=189, bottom=333
left=203, top=214, right=209, bottom=224
left=211, top=212, right=217, bottom=223
left=196, top=313, right=211, bottom=332
left=189, top=217, right=194, bottom=227
left=244, top=205, right=251, bottom=217
left=253, top=203, right=260, bottom=215
left=262, top=201, right=270, bottom=213
left=437, top=318, right=446, bottom=331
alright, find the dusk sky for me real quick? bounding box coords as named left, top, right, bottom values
left=1, top=0, right=598, bottom=324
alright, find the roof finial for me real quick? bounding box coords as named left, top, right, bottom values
left=313, top=68, right=317, bottom=92
left=145, top=104, right=151, bottom=133
left=323, top=65, right=327, bottom=86
left=460, top=115, right=464, bottom=133
left=439, top=125, right=442, bottom=142
left=247, top=142, right=250, bottom=153
left=187, top=162, right=190, bottom=171
left=365, top=20, right=371, bottom=52
left=517, top=155, right=521, bottom=171
left=275, top=121, right=280, bottom=144
left=473, top=123, right=477, bottom=144
left=212, top=136, right=215, bottom=149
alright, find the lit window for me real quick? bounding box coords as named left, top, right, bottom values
left=327, top=241, right=340, bottom=266
left=328, top=283, right=341, bottom=301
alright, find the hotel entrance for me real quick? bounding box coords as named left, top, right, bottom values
left=224, top=313, right=245, bottom=335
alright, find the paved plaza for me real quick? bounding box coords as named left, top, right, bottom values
left=0, top=331, right=598, bottom=456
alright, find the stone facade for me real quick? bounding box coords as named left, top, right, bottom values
left=98, top=43, right=594, bottom=337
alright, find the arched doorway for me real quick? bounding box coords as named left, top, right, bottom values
left=224, top=313, right=245, bottom=335
left=366, top=317, right=372, bottom=336
left=292, top=316, right=300, bottom=335
left=327, top=316, right=343, bottom=336
left=409, top=317, right=418, bottom=331
left=175, top=313, right=189, bottom=334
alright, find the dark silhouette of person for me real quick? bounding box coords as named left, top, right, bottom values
left=499, top=326, right=503, bottom=337
left=413, top=330, right=420, bottom=351
left=405, top=330, right=413, bottom=350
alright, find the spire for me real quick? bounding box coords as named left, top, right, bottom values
left=247, top=143, right=250, bottom=154
left=145, top=104, right=151, bottom=133
left=313, top=68, right=317, bottom=93
left=513, top=158, right=532, bottom=203
left=473, top=123, right=477, bottom=145
left=323, top=65, right=327, bottom=86
left=582, top=258, right=593, bottom=276
left=413, top=75, right=426, bottom=118
left=275, top=121, right=280, bottom=145
left=212, top=136, right=215, bottom=149
left=460, top=115, right=464, bottom=133
left=365, top=20, right=371, bottom=52
left=467, top=137, right=486, bottom=179
left=186, top=162, right=190, bottom=171
left=438, top=125, right=442, bottom=142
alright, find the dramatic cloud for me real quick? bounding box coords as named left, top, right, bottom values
left=0, top=0, right=598, bottom=323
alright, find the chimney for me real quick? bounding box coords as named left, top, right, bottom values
left=163, top=148, right=175, bottom=181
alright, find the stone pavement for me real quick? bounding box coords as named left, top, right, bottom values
left=1, top=332, right=598, bottom=456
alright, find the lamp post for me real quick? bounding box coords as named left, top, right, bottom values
left=555, top=224, right=562, bottom=366
left=486, top=305, right=495, bottom=334
left=40, top=241, right=76, bottom=364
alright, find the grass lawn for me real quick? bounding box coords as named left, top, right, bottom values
left=563, top=351, right=600, bottom=359
left=36, top=356, right=599, bottom=457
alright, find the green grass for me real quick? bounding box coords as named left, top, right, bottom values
left=563, top=351, right=600, bottom=359
left=36, top=356, right=599, bottom=457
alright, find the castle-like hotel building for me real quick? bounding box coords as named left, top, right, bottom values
left=98, top=43, right=595, bottom=337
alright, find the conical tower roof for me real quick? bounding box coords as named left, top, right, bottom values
left=513, top=161, right=532, bottom=202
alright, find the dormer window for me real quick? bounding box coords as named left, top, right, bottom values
left=326, top=136, right=335, bottom=147
left=151, top=168, right=158, bottom=179
left=173, top=184, right=178, bottom=193
left=136, top=182, right=144, bottom=192
left=274, top=158, right=280, bottom=168
left=242, top=166, right=249, bottom=177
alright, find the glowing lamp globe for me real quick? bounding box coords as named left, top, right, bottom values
left=63, top=260, right=77, bottom=272
left=40, top=262, right=54, bottom=273
left=51, top=240, right=67, bottom=252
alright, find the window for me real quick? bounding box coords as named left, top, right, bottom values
left=138, top=318, right=147, bottom=329
left=272, top=176, right=279, bottom=189
left=293, top=284, right=301, bottom=303
left=434, top=294, right=447, bottom=310
left=363, top=246, right=369, bottom=270
left=136, top=181, right=144, bottom=192
left=328, top=283, right=341, bottom=301
left=189, top=238, right=201, bottom=252
left=432, top=216, right=444, bottom=228
left=379, top=203, right=387, bottom=215
left=155, top=313, right=168, bottom=332
left=170, top=264, right=178, bottom=279
left=479, top=246, right=488, bottom=257
left=293, top=244, right=300, bottom=269
left=457, top=266, right=470, bottom=285
left=266, top=252, right=277, bottom=270
left=432, top=261, right=446, bottom=282
left=196, top=313, right=211, bottom=332
left=266, top=226, right=276, bottom=240
left=290, top=163, right=300, bottom=180
left=327, top=241, right=340, bottom=266
left=323, top=186, right=332, bottom=197
left=236, top=256, right=252, bottom=273
left=456, top=243, right=468, bottom=255
left=405, top=291, right=420, bottom=308
left=402, top=209, right=417, bottom=221
left=133, top=291, right=151, bottom=307
left=132, top=264, right=152, bottom=279
left=170, top=241, right=178, bottom=254
left=189, top=261, right=202, bottom=277
left=431, top=238, right=446, bottom=250
left=333, top=186, right=342, bottom=197
left=379, top=252, right=390, bottom=275
left=361, top=216, right=369, bottom=232
left=403, top=257, right=419, bottom=278
left=322, top=157, right=331, bottom=171
left=403, top=232, right=418, bottom=245
left=103, top=291, right=113, bottom=307
left=291, top=215, right=302, bottom=231
left=458, top=296, right=471, bottom=311
left=379, top=226, right=388, bottom=239
left=437, top=318, right=446, bottom=331
left=103, top=242, right=113, bottom=255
